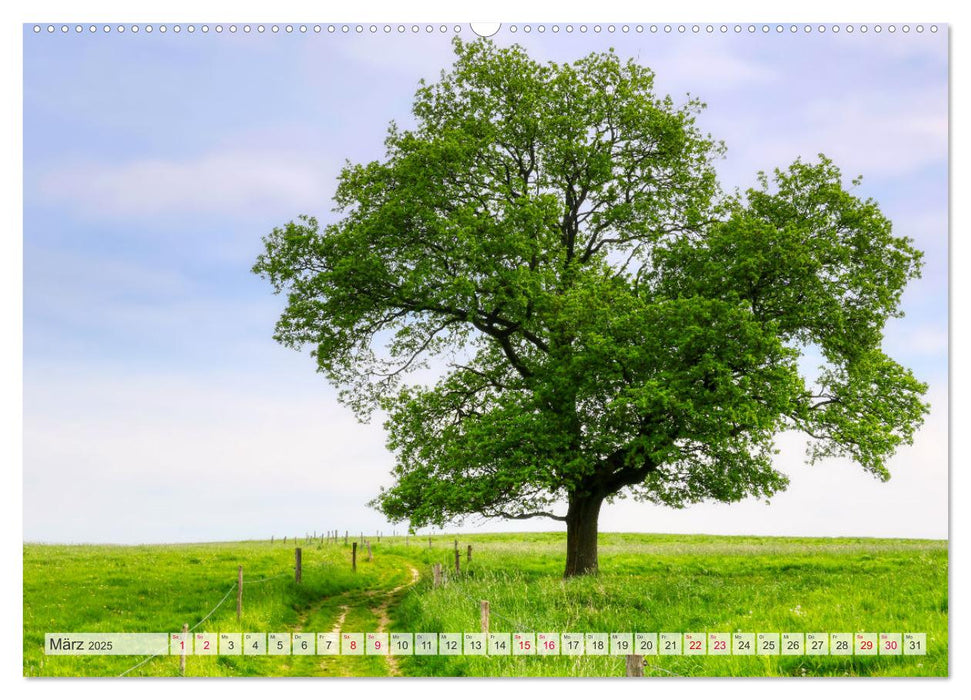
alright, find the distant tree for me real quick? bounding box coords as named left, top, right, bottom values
left=253, top=39, right=928, bottom=577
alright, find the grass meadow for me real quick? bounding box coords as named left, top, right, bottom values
left=23, top=533, right=948, bottom=677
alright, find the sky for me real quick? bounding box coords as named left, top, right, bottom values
left=21, top=22, right=949, bottom=544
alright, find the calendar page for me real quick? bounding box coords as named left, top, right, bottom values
left=19, top=2, right=950, bottom=683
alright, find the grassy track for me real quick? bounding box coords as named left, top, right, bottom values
left=23, top=533, right=947, bottom=677
left=23, top=540, right=411, bottom=677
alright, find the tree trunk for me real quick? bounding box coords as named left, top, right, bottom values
left=564, top=491, right=604, bottom=578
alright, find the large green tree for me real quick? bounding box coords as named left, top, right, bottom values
left=253, top=39, right=928, bottom=577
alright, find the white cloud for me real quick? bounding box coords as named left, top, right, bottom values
left=600, top=383, right=948, bottom=540
left=744, top=87, right=947, bottom=180
left=23, top=245, right=281, bottom=367
left=884, top=322, right=948, bottom=359
left=650, top=43, right=779, bottom=94
left=23, top=370, right=397, bottom=543
left=321, top=32, right=458, bottom=81
left=23, top=367, right=947, bottom=543
left=38, top=148, right=338, bottom=220
left=516, top=33, right=780, bottom=98
left=26, top=246, right=192, bottom=302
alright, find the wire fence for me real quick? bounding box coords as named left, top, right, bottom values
left=117, top=566, right=296, bottom=677
left=118, top=538, right=681, bottom=678
left=243, top=572, right=292, bottom=584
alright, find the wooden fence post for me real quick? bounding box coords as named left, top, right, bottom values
left=179, top=622, right=188, bottom=676
left=480, top=600, right=489, bottom=634
left=467, top=544, right=472, bottom=563
left=283, top=536, right=287, bottom=544
left=295, top=547, right=302, bottom=584
left=428, top=537, right=432, bottom=548
left=270, top=535, right=274, bottom=544
left=366, top=540, right=373, bottom=562
left=236, top=566, right=243, bottom=621
left=625, top=655, right=644, bottom=677
left=432, top=563, right=442, bottom=588
left=344, top=531, right=348, bottom=545
left=454, top=546, right=461, bottom=575
left=352, top=542, right=357, bottom=572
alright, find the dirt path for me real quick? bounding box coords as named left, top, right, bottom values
left=377, top=564, right=421, bottom=676
left=330, top=605, right=350, bottom=633
left=282, top=589, right=341, bottom=675
left=290, top=557, right=420, bottom=677
left=318, top=600, right=355, bottom=677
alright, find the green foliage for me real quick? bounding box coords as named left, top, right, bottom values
left=253, top=39, right=928, bottom=531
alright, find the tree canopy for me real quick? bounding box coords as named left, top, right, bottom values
left=253, top=38, right=928, bottom=576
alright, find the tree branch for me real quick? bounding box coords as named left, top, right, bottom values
left=486, top=509, right=568, bottom=522
left=451, top=363, right=508, bottom=391
left=469, top=318, right=535, bottom=378
left=370, top=318, right=454, bottom=378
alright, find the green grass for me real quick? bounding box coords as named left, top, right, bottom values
left=391, top=533, right=948, bottom=677
left=23, top=539, right=406, bottom=677
left=23, top=533, right=948, bottom=677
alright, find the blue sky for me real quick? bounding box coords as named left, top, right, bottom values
left=22, top=24, right=948, bottom=543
